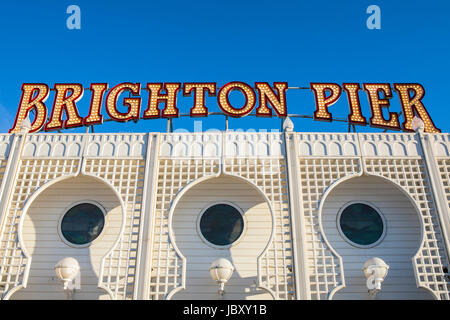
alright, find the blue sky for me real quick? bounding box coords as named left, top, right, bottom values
left=0, top=0, right=448, bottom=134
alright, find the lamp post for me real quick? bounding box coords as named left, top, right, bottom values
left=209, top=258, right=234, bottom=300
left=54, top=257, right=81, bottom=300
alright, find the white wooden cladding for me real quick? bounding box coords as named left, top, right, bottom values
left=298, top=157, right=360, bottom=299
left=149, top=158, right=221, bottom=300
left=84, top=158, right=145, bottom=300
left=147, top=132, right=293, bottom=300
left=0, top=158, right=80, bottom=299
left=12, top=176, right=122, bottom=300
left=0, top=133, right=147, bottom=300
left=365, top=158, right=449, bottom=299
left=223, top=158, right=294, bottom=299
left=171, top=177, right=273, bottom=300
left=322, top=176, right=433, bottom=300
left=148, top=158, right=293, bottom=300
left=295, top=132, right=450, bottom=300
left=0, top=131, right=449, bottom=300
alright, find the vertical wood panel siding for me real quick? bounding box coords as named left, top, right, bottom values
left=171, top=176, right=273, bottom=300
left=322, top=176, right=434, bottom=300
left=11, top=176, right=122, bottom=300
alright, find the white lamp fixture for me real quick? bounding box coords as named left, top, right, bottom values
left=54, top=257, right=81, bottom=300
left=362, top=257, right=389, bottom=299
left=209, top=258, right=234, bottom=299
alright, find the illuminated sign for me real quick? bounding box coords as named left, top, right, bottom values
left=9, top=82, right=441, bottom=133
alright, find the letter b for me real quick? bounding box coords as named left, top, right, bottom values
left=259, top=305, right=267, bottom=315
left=230, top=305, right=237, bottom=315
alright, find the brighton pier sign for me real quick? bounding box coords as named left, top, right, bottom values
left=9, top=82, right=441, bottom=134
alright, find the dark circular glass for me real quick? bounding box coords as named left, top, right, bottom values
left=339, top=203, right=384, bottom=246
left=199, top=204, right=244, bottom=246
left=61, top=203, right=105, bottom=245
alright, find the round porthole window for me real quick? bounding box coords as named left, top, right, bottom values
left=59, top=202, right=105, bottom=246
left=198, top=203, right=244, bottom=247
left=337, top=202, right=386, bottom=248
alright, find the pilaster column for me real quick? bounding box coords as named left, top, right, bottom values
left=134, top=133, right=161, bottom=299
left=283, top=118, right=310, bottom=299
left=414, top=118, right=450, bottom=268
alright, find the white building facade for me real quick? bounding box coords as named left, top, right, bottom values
left=0, top=124, right=449, bottom=300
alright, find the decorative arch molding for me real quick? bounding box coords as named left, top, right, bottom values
left=222, top=158, right=294, bottom=300
left=0, top=154, right=145, bottom=300
left=313, top=171, right=364, bottom=300
left=0, top=158, right=82, bottom=300
left=147, top=157, right=221, bottom=300
left=4, top=173, right=127, bottom=300
left=164, top=173, right=277, bottom=300
left=315, top=172, right=435, bottom=299
left=296, top=157, right=362, bottom=300
left=307, top=156, right=450, bottom=301
left=362, top=159, right=450, bottom=300
left=300, top=155, right=449, bottom=300
left=148, top=155, right=293, bottom=300
left=80, top=157, right=145, bottom=300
